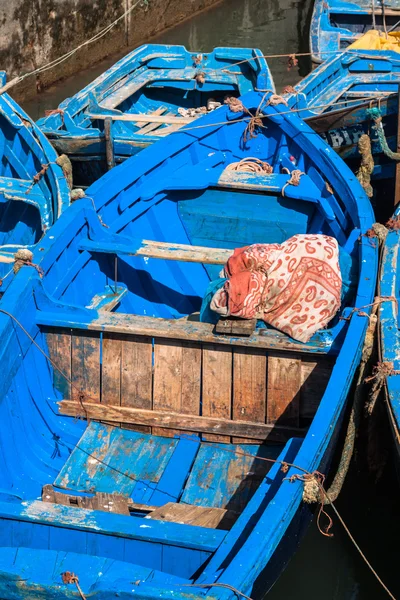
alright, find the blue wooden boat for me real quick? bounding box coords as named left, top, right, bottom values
left=0, top=72, right=70, bottom=281
left=310, top=0, right=400, bottom=62
left=285, top=49, right=400, bottom=183
left=37, top=44, right=273, bottom=187
left=0, top=91, right=377, bottom=599
left=378, top=210, right=400, bottom=473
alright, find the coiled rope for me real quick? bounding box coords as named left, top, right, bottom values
left=225, top=157, right=273, bottom=174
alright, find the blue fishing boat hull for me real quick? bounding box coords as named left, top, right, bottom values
left=37, top=44, right=274, bottom=187
left=0, top=91, right=377, bottom=598
left=379, top=209, right=400, bottom=477
left=310, top=0, right=400, bottom=62
left=285, top=50, right=400, bottom=189
left=0, top=72, right=70, bottom=281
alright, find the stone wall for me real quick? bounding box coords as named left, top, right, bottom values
left=0, top=0, right=222, bottom=101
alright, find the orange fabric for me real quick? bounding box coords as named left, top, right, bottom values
left=210, top=235, right=342, bottom=342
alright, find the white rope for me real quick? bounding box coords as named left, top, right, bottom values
left=0, top=0, right=147, bottom=96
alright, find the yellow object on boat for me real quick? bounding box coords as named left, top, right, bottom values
left=348, top=30, right=400, bottom=53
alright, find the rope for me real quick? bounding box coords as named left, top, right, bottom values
left=26, top=164, right=49, bottom=194
left=55, top=154, right=73, bottom=190
left=13, top=249, right=44, bottom=277
left=61, top=572, right=87, bottom=600
left=367, top=106, right=400, bottom=161
left=312, top=304, right=378, bottom=505
left=281, top=168, right=305, bottom=196
left=356, top=134, right=374, bottom=197
left=225, top=157, right=273, bottom=174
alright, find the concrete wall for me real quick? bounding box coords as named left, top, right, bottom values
left=0, top=0, right=222, bottom=101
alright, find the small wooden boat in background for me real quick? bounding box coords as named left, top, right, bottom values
left=310, top=0, right=400, bottom=62
left=37, top=44, right=273, bottom=187
left=0, top=72, right=70, bottom=282
left=0, top=91, right=377, bottom=598
left=378, top=210, right=400, bottom=475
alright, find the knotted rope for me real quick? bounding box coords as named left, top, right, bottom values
left=367, top=106, right=400, bottom=161
left=281, top=168, right=304, bottom=196
left=13, top=249, right=43, bottom=277
left=365, top=361, right=400, bottom=415
left=356, top=134, right=374, bottom=197
left=26, top=163, right=49, bottom=193
left=226, top=157, right=273, bottom=174
left=224, top=93, right=285, bottom=143
left=61, top=572, right=87, bottom=600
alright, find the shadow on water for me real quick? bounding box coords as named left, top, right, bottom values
left=21, top=0, right=400, bottom=598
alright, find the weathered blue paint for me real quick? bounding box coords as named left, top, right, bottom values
left=0, top=91, right=378, bottom=598
left=0, top=73, right=70, bottom=282
left=37, top=44, right=274, bottom=187
left=378, top=207, right=400, bottom=472
left=310, top=0, right=400, bottom=63
left=285, top=50, right=400, bottom=179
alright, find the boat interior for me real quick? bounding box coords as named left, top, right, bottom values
left=0, top=98, right=371, bottom=583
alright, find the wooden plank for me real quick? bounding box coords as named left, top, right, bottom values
left=202, top=345, right=232, bottom=442
left=146, top=502, right=238, bottom=530
left=80, top=238, right=233, bottom=265
left=102, top=333, right=122, bottom=425
left=153, top=339, right=183, bottom=437
left=87, top=285, right=127, bottom=312
left=232, top=347, right=267, bottom=443
left=135, top=106, right=168, bottom=131
left=300, top=358, right=332, bottom=421
left=121, top=334, right=153, bottom=433
left=58, top=401, right=305, bottom=442
left=267, top=353, right=301, bottom=427
left=45, top=328, right=72, bottom=398
left=42, top=484, right=130, bottom=515
left=87, top=112, right=195, bottom=124
left=71, top=331, right=101, bottom=403
left=155, top=122, right=186, bottom=137
left=216, top=317, right=257, bottom=337
left=37, top=315, right=334, bottom=355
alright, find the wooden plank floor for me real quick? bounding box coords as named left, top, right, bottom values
left=54, top=423, right=282, bottom=512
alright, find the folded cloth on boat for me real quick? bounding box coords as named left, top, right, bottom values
left=348, top=30, right=400, bottom=53
left=209, top=234, right=342, bottom=343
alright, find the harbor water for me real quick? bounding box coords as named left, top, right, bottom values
left=21, top=1, right=400, bottom=598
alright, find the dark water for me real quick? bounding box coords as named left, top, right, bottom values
left=21, top=1, right=400, bottom=598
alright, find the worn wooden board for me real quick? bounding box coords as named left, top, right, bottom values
left=153, top=339, right=183, bottom=437
left=71, top=331, right=101, bottom=403
left=267, top=353, right=301, bottom=427
left=233, top=347, right=267, bottom=443
left=121, top=334, right=153, bottom=432
left=58, top=401, right=305, bottom=443
left=45, top=328, right=72, bottom=398
left=300, top=358, right=332, bottom=421
left=102, top=333, right=122, bottom=425
left=202, top=344, right=232, bottom=442
left=146, top=502, right=238, bottom=530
